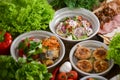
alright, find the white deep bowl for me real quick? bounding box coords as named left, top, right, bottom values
left=80, top=75, right=107, bottom=80
left=10, top=30, right=65, bottom=69
left=69, top=40, right=114, bottom=76
left=49, top=7, right=100, bottom=42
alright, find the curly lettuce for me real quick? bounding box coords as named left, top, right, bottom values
left=16, top=61, right=52, bottom=80
left=0, top=55, right=19, bottom=80
left=0, top=56, right=52, bottom=80
left=0, top=0, right=54, bottom=37
left=107, top=33, right=120, bottom=66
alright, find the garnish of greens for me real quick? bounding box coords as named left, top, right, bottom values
left=49, top=0, right=103, bottom=10
left=107, top=33, right=120, bottom=66
left=0, top=0, right=54, bottom=37
left=0, top=55, right=52, bottom=80
left=18, top=38, right=43, bottom=61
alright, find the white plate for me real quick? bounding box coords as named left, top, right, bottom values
left=80, top=75, right=107, bottom=80
left=69, top=40, right=114, bottom=76
left=10, top=30, right=65, bottom=69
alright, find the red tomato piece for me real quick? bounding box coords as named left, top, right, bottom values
left=67, top=70, right=78, bottom=80
left=18, top=49, right=24, bottom=57
left=57, top=72, right=67, bottom=80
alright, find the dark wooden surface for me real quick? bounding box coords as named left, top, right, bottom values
left=48, top=34, right=120, bottom=79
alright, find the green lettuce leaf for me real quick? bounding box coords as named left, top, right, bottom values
left=107, top=33, right=120, bottom=66
left=0, top=0, right=54, bottom=37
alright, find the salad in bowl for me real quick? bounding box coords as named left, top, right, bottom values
left=56, top=16, right=93, bottom=40
left=49, top=8, right=100, bottom=42
left=10, top=31, right=65, bottom=68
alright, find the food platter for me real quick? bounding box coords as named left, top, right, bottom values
left=0, top=0, right=120, bottom=80
left=69, top=40, right=114, bottom=76
left=48, top=36, right=120, bottom=80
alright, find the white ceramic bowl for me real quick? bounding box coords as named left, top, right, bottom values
left=69, top=40, right=114, bottom=76
left=49, top=7, right=100, bottom=42
left=80, top=75, right=107, bottom=80
left=10, top=30, right=65, bottom=69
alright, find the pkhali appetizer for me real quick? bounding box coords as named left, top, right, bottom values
left=76, top=60, right=93, bottom=73
left=93, top=47, right=107, bottom=60
left=74, top=45, right=109, bottom=73
left=94, top=60, right=109, bottom=73
left=74, top=45, right=91, bottom=59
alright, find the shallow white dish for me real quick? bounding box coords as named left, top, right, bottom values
left=80, top=75, right=107, bottom=80
left=49, top=7, right=100, bottom=42
left=69, top=40, right=114, bottom=76
left=110, top=74, right=120, bottom=80
left=10, top=30, right=65, bottom=69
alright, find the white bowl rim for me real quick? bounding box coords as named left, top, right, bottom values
left=49, top=7, right=100, bottom=42
left=10, top=30, right=65, bottom=69
left=80, top=75, right=107, bottom=80
left=69, top=40, right=114, bottom=76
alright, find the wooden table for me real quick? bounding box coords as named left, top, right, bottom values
left=48, top=34, right=120, bottom=79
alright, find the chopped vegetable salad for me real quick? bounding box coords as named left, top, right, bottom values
left=56, top=16, right=93, bottom=40
left=18, top=36, right=60, bottom=66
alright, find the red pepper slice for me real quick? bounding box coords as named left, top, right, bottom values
left=0, top=31, right=12, bottom=55
left=50, top=67, right=59, bottom=80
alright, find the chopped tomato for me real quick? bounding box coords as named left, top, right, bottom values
left=18, top=49, right=24, bottom=57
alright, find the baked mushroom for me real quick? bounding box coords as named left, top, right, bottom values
left=76, top=60, right=93, bottom=73
left=74, top=45, right=91, bottom=59
left=94, top=60, right=109, bottom=73
left=93, top=47, right=107, bottom=60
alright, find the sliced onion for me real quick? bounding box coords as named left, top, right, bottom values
left=86, top=27, right=93, bottom=36
left=56, top=22, right=66, bottom=37
left=74, top=28, right=83, bottom=38
left=66, top=35, right=72, bottom=40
